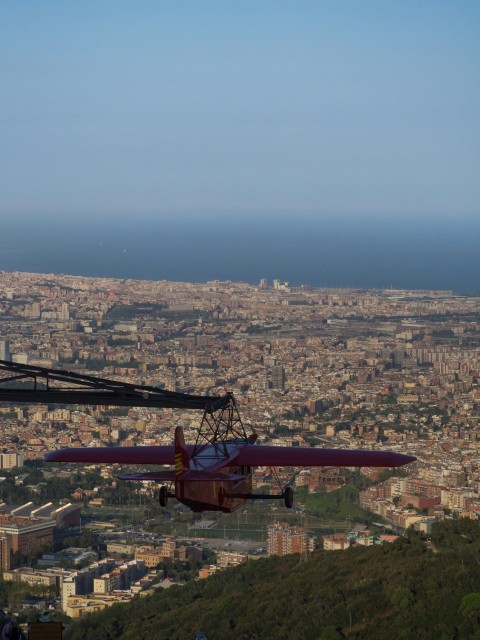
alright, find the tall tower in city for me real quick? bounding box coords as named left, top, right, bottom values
left=0, top=339, right=11, bottom=362
left=271, top=365, right=285, bottom=390
left=60, top=303, right=70, bottom=321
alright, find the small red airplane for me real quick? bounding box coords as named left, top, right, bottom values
left=46, top=422, right=415, bottom=513
left=0, top=360, right=415, bottom=514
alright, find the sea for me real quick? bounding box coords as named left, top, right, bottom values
left=0, top=216, right=479, bottom=294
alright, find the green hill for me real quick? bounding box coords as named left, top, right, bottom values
left=67, top=519, right=480, bottom=640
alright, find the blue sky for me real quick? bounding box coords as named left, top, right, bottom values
left=1, top=0, right=479, bottom=221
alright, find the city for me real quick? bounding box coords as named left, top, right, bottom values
left=2, top=0, right=478, bottom=635
left=1, top=270, right=480, bottom=628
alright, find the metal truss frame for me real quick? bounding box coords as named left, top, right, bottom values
left=0, top=359, right=226, bottom=411
left=193, top=392, right=249, bottom=459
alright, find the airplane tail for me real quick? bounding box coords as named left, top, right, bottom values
left=174, top=426, right=190, bottom=477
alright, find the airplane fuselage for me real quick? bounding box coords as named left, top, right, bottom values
left=176, top=464, right=252, bottom=513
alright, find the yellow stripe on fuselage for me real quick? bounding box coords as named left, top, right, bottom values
left=175, top=453, right=183, bottom=475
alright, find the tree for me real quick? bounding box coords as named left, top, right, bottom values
left=391, top=587, right=415, bottom=610
left=80, top=528, right=95, bottom=548
left=460, top=592, right=480, bottom=624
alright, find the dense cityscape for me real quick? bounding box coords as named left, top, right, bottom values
left=2, top=0, right=478, bottom=635
left=0, top=269, right=479, bottom=632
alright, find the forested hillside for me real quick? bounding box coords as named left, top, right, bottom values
left=67, top=519, right=480, bottom=640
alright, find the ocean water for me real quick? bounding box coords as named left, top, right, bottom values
left=0, top=216, right=479, bottom=294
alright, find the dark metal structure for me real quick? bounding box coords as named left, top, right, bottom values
left=193, top=392, right=249, bottom=459
left=0, top=359, right=227, bottom=411
left=0, top=359, right=247, bottom=457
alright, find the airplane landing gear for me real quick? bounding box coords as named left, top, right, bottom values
left=159, top=485, right=168, bottom=507
left=283, top=486, right=294, bottom=509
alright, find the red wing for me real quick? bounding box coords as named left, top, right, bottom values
left=235, top=446, right=415, bottom=468
left=45, top=444, right=415, bottom=469
left=45, top=446, right=178, bottom=465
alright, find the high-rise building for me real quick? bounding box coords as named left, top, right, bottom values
left=60, top=303, right=70, bottom=321
left=267, top=522, right=314, bottom=556
left=30, top=302, right=41, bottom=318
left=0, top=339, right=10, bottom=362
left=1, top=452, right=25, bottom=470
left=0, top=535, right=12, bottom=571
left=273, top=279, right=290, bottom=291
left=271, top=365, right=286, bottom=390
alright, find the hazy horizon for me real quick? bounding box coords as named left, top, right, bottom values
left=1, top=2, right=478, bottom=292
left=1, top=215, right=479, bottom=294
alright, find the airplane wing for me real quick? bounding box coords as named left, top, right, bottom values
left=45, top=446, right=178, bottom=465
left=45, top=444, right=414, bottom=469
left=235, top=446, right=415, bottom=468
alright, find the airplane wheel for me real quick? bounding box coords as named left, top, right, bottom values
left=159, top=486, right=168, bottom=507
left=284, top=486, right=294, bottom=509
